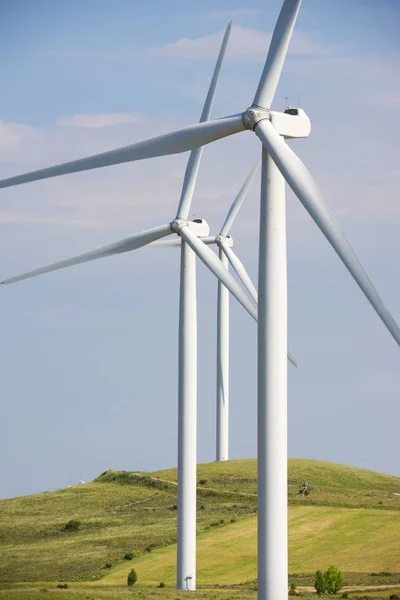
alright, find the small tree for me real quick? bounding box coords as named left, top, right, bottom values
left=315, top=570, right=327, bottom=596
left=127, top=568, right=138, bottom=586
left=325, top=565, right=344, bottom=595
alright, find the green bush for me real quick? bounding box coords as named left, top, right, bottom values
left=315, top=570, right=327, bottom=595
left=325, top=565, right=344, bottom=594
left=124, top=552, right=134, bottom=560
left=315, top=566, right=344, bottom=595
left=289, top=581, right=297, bottom=595
left=62, top=519, right=80, bottom=532
left=127, top=568, right=138, bottom=586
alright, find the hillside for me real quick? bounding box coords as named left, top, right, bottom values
left=0, top=459, right=399, bottom=587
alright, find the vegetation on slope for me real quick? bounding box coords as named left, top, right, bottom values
left=101, top=506, right=400, bottom=586
left=0, top=459, right=399, bottom=586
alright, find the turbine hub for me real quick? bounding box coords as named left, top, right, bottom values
left=170, top=218, right=186, bottom=233
left=242, top=107, right=270, bottom=131
left=216, top=234, right=234, bottom=247
left=170, top=218, right=210, bottom=237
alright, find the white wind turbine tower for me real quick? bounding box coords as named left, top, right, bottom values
left=1, top=1, right=400, bottom=598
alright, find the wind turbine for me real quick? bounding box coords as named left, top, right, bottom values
left=214, top=162, right=260, bottom=462
left=153, top=161, right=264, bottom=462
left=1, top=1, right=400, bottom=598
left=0, top=23, right=234, bottom=591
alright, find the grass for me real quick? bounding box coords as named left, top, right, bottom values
left=1, top=458, right=399, bottom=591
left=100, top=507, right=400, bottom=586
left=1, top=584, right=400, bottom=600
left=0, top=585, right=259, bottom=600
left=153, top=458, right=400, bottom=509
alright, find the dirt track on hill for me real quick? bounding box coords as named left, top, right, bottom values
left=298, top=584, right=400, bottom=593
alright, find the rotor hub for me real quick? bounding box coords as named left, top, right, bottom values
left=171, top=218, right=210, bottom=237
left=170, top=218, right=186, bottom=234
left=216, top=234, right=233, bottom=247
left=242, top=107, right=270, bottom=131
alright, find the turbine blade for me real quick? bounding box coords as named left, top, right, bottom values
left=220, top=160, right=260, bottom=236
left=1, top=224, right=172, bottom=284
left=179, top=226, right=258, bottom=322
left=220, top=242, right=258, bottom=303
left=253, top=0, right=302, bottom=110
left=218, top=241, right=297, bottom=367
left=256, top=118, right=400, bottom=347
left=150, top=236, right=218, bottom=247
left=177, top=22, right=232, bottom=219
left=0, top=115, right=245, bottom=190
left=287, top=352, right=298, bottom=368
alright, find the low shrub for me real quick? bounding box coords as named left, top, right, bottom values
left=124, top=552, right=134, bottom=560
left=289, top=581, right=297, bottom=596
left=62, top=519, right=80, bottom=532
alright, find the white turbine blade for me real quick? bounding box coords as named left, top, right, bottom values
left=1, top=224, right=172, bottom=284
left=0, top=115, right=245, bottom=190
left=220, top=241, right=258, bottom=303
left=150, top=236, right=218, bottom=247
left=256, top=118, right=400, bottom=347
left=179, top=226, right=257, bottom=322
left=177, top=22, right=232, bottom=220
left=220, top=160, right=260, bottom=236
left=253, top=0, right=302, bottom=110
left=219, top=240, right=297, bottom=367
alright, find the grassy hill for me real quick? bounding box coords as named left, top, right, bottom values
left=0, top=458, right=399, bottom=590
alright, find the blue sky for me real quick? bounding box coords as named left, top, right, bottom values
left=0, top=0, right=399, bottom=497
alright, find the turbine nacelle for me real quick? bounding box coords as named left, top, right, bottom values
left=242, top=106, right=311, bottom=139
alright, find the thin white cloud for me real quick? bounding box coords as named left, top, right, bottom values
left=0, top=121, right=39, bottom=157
left=57, top=113, right=142, bottom=128
left=150, top=25, right=326, bottom=61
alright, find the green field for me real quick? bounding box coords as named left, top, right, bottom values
left=1, top=458, right=400, bottom=598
